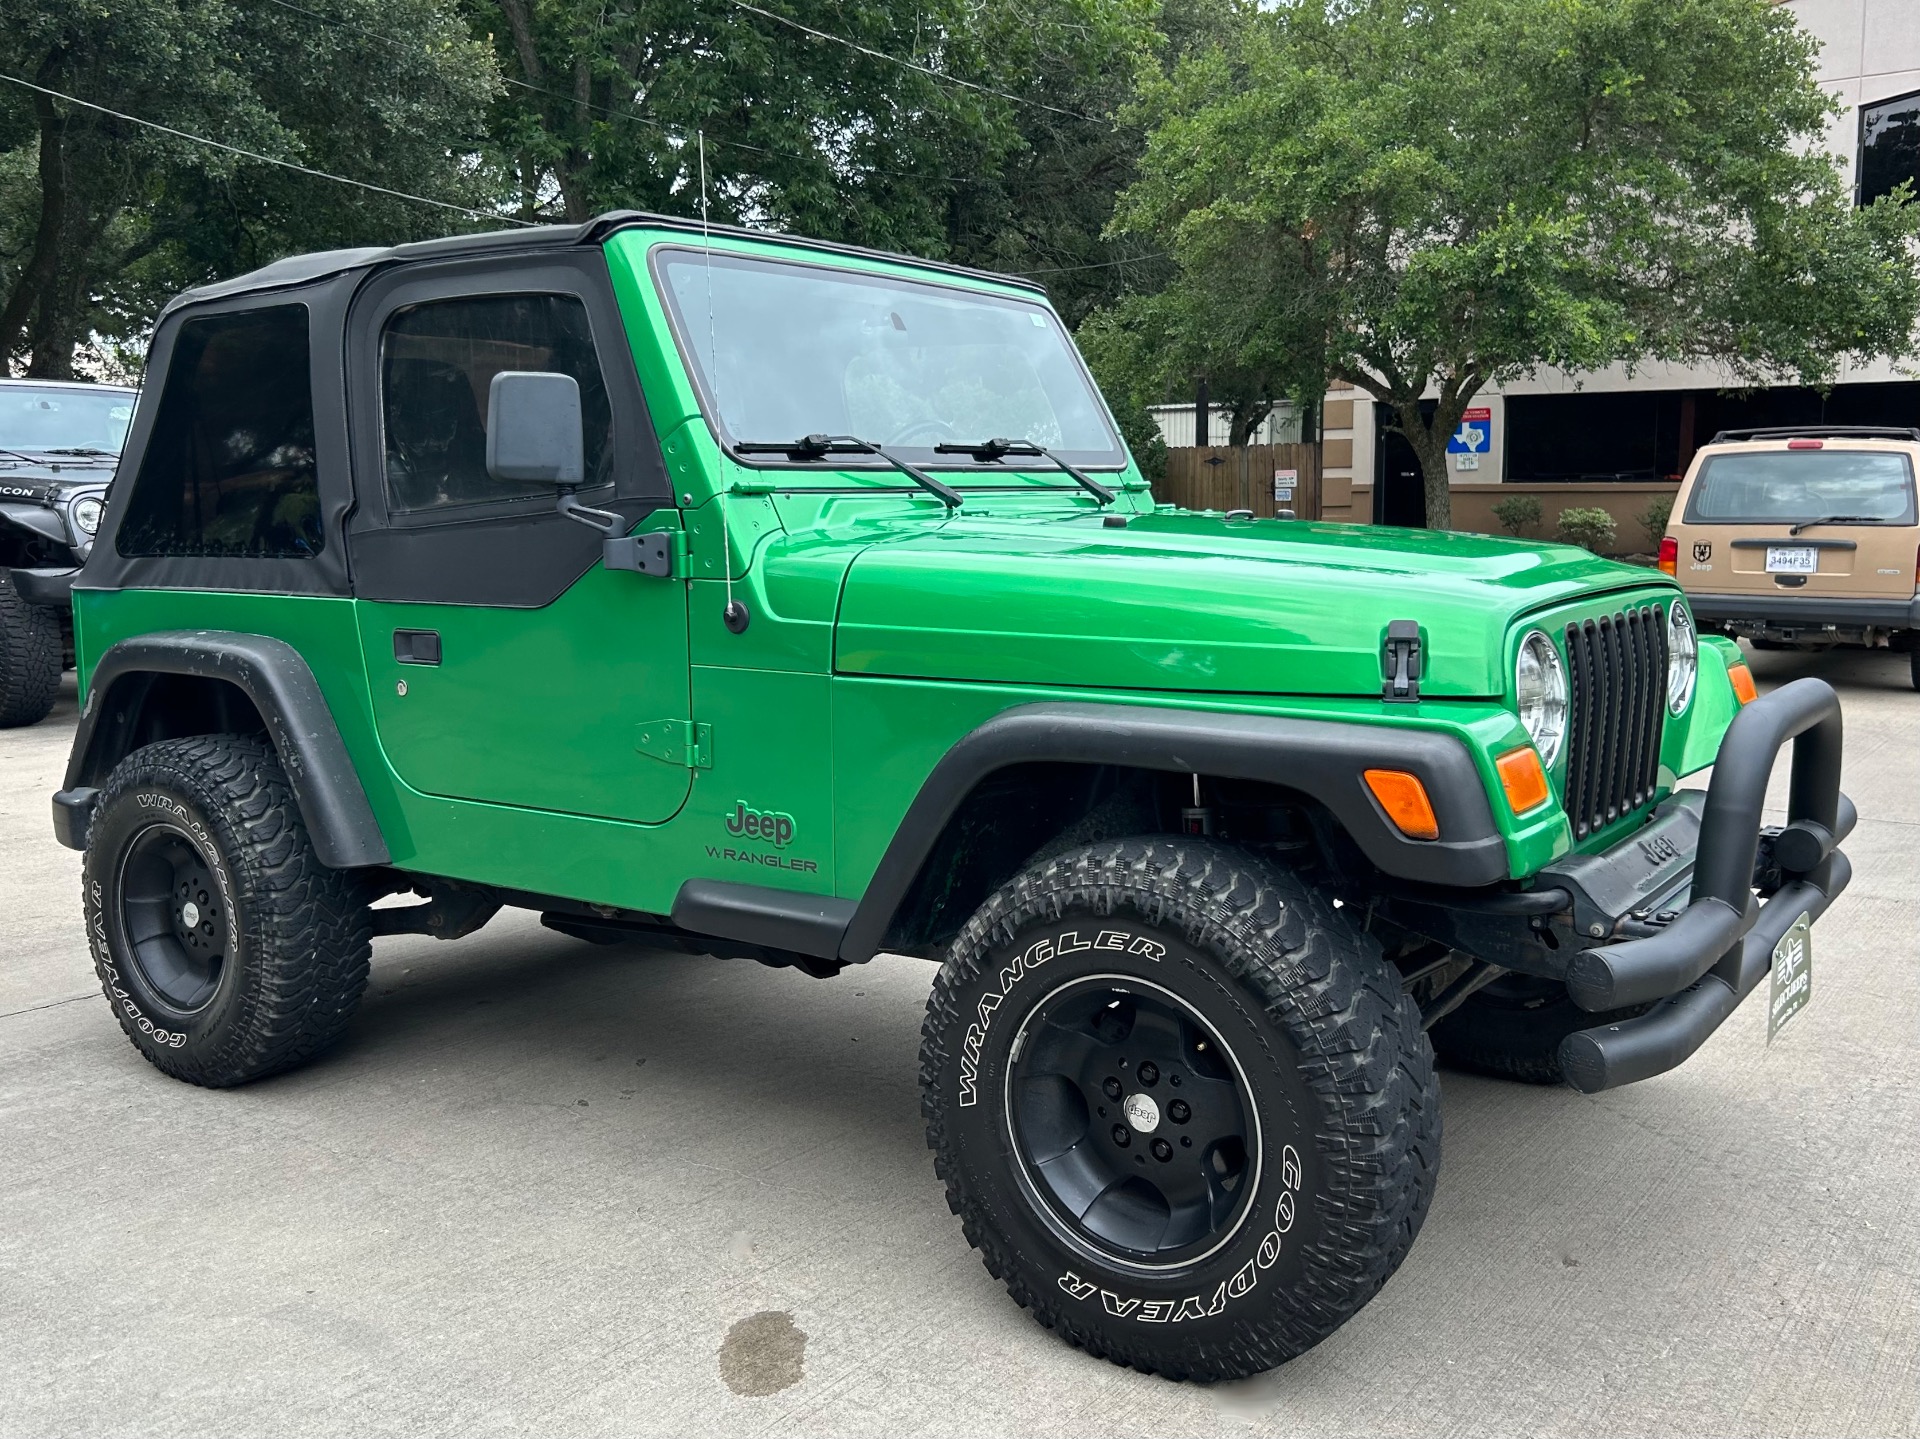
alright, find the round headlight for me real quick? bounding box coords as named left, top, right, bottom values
left=1667, top=602, right=1697, bottom=715
left=70, top=494, right=104, bottom=537
left=1515, top=629, right=1568, bottom=769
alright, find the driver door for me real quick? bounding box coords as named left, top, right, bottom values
left=347, top=252, right=691, bottom=824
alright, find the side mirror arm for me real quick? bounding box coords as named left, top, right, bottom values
left=556, top=486, right=680, bottom=578
left=556, top=485, right=623, bottom=535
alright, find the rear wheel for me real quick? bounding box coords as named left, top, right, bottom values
left=1429, top=973, right=1648, bottom=1085
left=0, top=571, right=60, bottom=727
left=920, top=837, right=1440, bottom=1381
left=1909, top=644, right=1919, bottom=693
left=83, top=735, right=373, bottom=1086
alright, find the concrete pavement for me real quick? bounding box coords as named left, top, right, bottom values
left=2, top=649, right=1917, bottom=1437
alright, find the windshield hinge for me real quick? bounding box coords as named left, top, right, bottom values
left=635, top=719, right=712, bottom=769
left=1382, top=620, right=1423, bottom=703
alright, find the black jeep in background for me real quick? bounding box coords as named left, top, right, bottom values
left=0, top=378, right=134, bottom=726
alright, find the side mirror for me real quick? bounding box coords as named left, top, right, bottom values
left=485, top=370, right=584, bottom=486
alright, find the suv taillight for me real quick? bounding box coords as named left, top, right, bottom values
left=1658, top=535, right=1677, bottom=577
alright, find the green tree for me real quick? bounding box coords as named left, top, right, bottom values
left=0, top=0, right=500, bottom=376
left=1109, top=0, right=1920, bottom=527
left=468, top=0, right=1249, bottom=327
left=474, top=0, right=1148, bottom=252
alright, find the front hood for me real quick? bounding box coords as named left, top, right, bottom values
left=0, top=455, right=116, bottom=493
left=833, top=510, right=1669, bottom=697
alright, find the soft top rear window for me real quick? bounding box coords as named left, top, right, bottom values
left=1685, top=449, right=1917, bottom=525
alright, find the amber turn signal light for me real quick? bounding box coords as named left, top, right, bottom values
left=1363, top=769, right=1439, bottom=840
left=1657, top=535, right=1677, bottom=577
left=1727, top=661, right=1758, bottom=705
left=1495, top=745, right=1552, bottom=815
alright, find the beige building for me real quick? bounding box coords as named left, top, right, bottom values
left=1319, top=0, right=1920, bottom=532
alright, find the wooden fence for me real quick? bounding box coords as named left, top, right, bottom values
left=1156, top=444, right=1322, bottom=520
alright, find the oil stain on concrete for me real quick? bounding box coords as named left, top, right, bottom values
left=718, top=1310, right=807, bottom=1397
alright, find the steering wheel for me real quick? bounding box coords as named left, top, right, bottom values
left=887, top=417, right=959, bottom=447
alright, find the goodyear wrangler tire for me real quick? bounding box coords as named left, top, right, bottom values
left=83, top=735, right=373, bottom=1087
left=920, top=837, right=1440, bottom=1381
left=0, top=570, right=61, bottom=728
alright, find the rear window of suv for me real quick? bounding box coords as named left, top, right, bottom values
left=117, top=304, right=323, bottom=559
left=1684, top=449, right=1917, bottom=525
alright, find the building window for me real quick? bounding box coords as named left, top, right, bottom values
left=1861, top=89, right=1920, bottom=207
left=117, top=305, right=322, bottom=559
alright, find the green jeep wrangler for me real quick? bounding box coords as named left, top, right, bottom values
left=52, top=212, right=1853, bottom=1381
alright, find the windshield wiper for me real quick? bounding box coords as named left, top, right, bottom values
left=43, top=447, right=116, bottom=457
left=731, top=434, right=962, bottom=509
left=1789, top=514, right=1880, bottom=536
left=934, top=437, right=1115, bottom=506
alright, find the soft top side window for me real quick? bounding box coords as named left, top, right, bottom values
left=117, top=304, right=323, bottom=559
left=380, top=292, right=614, bottom=515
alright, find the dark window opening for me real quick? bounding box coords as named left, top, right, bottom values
left=1861, top=88, right=1920, bottom=208
left=1506, top=384, right=1920, bottom=483
left=380, top=292, right=613, bottom=515
left=117, top=305, right=322, bottom=558
left=1506, top=392, right=1681, bottom=483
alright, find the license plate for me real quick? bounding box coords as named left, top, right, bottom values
left=1766, top=545, right=1818, bottom=574
left=1767, top=912, right=1812, bottom=1043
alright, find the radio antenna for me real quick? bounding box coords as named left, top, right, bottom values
left=699, top=131, right=749, bottom=634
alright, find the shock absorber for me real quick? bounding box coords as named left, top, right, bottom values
left=1181, top=773, right=1215, bottom=836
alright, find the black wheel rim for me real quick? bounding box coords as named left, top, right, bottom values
left=1006, top=975, right=1260, bottom=1270
left=117, top=822, right=228, bottom=1014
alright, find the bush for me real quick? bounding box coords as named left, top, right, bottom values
left=1491, top=494, right=1543, bottom=537
left=1556, top=506, right=1618, bottom=553
left=1636, top=495, right=1674, bottom=550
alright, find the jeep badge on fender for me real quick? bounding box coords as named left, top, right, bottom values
left=50, top=210, right=1852, bottom=1384
left=725, top=801, right=794, bottom=847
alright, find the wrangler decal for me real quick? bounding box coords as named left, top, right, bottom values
left=956, top=927, right=1165, bottom=1106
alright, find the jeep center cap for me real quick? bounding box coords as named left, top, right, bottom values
left=1123, top=1092, right=1160, bottom=1133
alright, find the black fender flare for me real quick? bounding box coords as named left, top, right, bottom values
left=55, top=630, right=389, bottom=868
left=837, top=701, right=1510, bottom=963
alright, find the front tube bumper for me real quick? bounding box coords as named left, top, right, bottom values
left=1557, top=678, right=1852, bottom=1094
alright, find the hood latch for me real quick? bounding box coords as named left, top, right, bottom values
left=1382, top=620, right=1423, bottom=703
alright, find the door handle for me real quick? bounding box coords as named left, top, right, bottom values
left=394, top=629, right=442, bottom=665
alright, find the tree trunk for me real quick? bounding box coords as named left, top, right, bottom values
left=1228, top=398, right=1274, bottom=448
left=0, top=84, right=70, bottom=376
left=1390, top=388, right=1479, bottom=531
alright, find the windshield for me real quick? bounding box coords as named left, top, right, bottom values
left=655, top=249, right=1124, bottom=468
left=0, top=384, right=136, bottom=454
left=1686, top=449, right=1918, bottom=525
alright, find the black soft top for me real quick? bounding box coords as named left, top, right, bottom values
left=166, top=209, right=1044, bottom=316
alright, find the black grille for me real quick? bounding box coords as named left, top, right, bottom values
left=1562, top=606, right=1669, bottom=840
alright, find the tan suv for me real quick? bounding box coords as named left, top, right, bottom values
left=1663, top=425, right=1920, bottom=689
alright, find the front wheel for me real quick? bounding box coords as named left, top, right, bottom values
left=920, top=838, right=1440, bottom=1381
left=0, top=571, right=60, bottom=727
left=83, top=735, right=373, bottom=1086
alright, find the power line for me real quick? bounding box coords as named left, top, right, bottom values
left=260, top=0, right=979, bottom=186
left=722, top=0, right=1101, bottom=123
left=1017, top=250, right=1168, bottom=275
left=0, top=72, right=532, bottom=227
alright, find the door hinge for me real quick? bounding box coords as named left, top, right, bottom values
left=635, top=719, right=711, bottom=769
left=604, top=529, right=688, bottom=578
left=1382, top=619, right=1423, bottom=703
